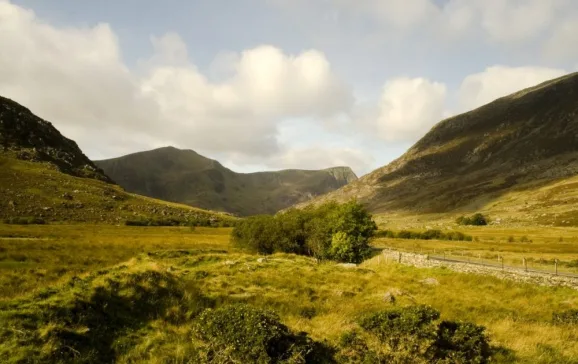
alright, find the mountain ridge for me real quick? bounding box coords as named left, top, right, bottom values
left=95, top=146, right=358, bottom=216
left=294, top=72, right=578, bottom=226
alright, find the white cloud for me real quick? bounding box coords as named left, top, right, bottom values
left=141, top=43, right=353, bottom=156
left=544, top=19, right=578, bottom=61
left=458, top=66, right=567, bottom=111
left=473, top=0, right=557, bottom=43
left=279, top=0, right=574, bottom=46
left=351, top=0, right=438, bottom=29
left=376, top=78, right=447, bottom=141
left=0, top=1, right=353, bottom=165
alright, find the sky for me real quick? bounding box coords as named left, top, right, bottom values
left=1, top=0, right=577, bottom=176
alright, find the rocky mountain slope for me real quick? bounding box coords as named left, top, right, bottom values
left=0, top=95, right=112, bottom=183
left=96, top=147, right=358, bottom=216
left=0, top=96, right=233, bottom=224
left=296, top=72, right=578, bottom=226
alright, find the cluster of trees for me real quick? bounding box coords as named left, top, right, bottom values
left=375, top=229, right=473, bottom=241
left=456, top=213, right=489, bottom=226
left=231, top=200, right=377, bottom=263
left=125, top=216, right=236, bottom=228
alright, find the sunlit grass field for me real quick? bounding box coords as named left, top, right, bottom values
left=0, top=224, right=232, bottom=298
left=372, top=225, right=578, bottom=274
left=0, top=223, right=577, bottom=363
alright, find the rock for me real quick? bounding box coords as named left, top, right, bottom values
left=420, top=278, right=440, bottom=286
left=338, top=263, right=357, bottom=269
left=257, top=257, right=267, bottom=263
left=8, top=200, right=16, bottom=210
left=61, top=192, right=73, bottom=200
left=383, top=291, right=396, bottom=303
left=224, top=260, right=237, bottom=266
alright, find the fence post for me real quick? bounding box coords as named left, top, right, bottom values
left=555, top=259, right=558, bottom=275
left=398, top=252, right=402, bottom=263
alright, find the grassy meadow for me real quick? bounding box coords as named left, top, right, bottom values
left=0, top=223, right=577, bottom=363
left=0, top=224, right=232, bottom=299
left=372, top=225, right=578, bottom=274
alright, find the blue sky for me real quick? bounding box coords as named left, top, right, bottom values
left=2, top=0, right=577, bottom=175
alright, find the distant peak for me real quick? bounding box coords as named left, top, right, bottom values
left=324, top=166, right=358, bottom=183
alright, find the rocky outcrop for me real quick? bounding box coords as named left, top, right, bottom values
left=0, top=95, right=113, bottom=183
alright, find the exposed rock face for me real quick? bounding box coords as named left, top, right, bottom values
left=296, top=72, right=578, bottom=217
left=95, top=147, right=358, bottom=216
left=0, top=95, right=112, bottom=183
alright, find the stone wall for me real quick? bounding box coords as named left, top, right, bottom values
left=376, top=250, right=578, bottom=290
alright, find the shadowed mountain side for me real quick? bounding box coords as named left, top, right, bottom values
left=295, top=72, right=578, bottom=224
left=96, top=147, right=358, bottom=216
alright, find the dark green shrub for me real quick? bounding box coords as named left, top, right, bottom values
left=355, top=306, right=492, bottom=363
left=433, top=321, right=491, bottom=363
left=374, top=229, right=396, bottom=238
left=456, top=213, right=488, bottom=226
left=193, top=304, right=321, bottom=363
left=421, top=229, right=444, bottom=240
left=4, top=216, right=46, bottom=225
left=553, top=309, right=578, bottom=325
left=374, top=229, right=473, bottom=242
left=359, top=305, right=440, bottom=355
left=125, top=219, right=150, bottom=226
left=397, top=230, right=412, bottom=239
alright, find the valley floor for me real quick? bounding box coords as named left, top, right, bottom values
left=0, top=224, right=577, bottom=363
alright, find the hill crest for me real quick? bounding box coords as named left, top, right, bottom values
left=96, top=147, right=358, bottom=216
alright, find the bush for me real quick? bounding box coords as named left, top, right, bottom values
left=359, top=305, right=440, bottom=354
left=433, top=321, right=491, bottom=363
left=231, top=200, right=377, bottom=263
left=552, top=309, right=578, bottom=325
left=348, top=305, right=492, bottom=363
left=456, top=213, right=488, bottom=226
left=193, top=304, right=322, bottom=363
left=125, top=216, right=233, bottom=227
left=374, top=229, right=473, bottom=242
left=4, top=216, right=46, bottom=225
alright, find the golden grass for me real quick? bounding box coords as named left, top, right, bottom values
left=0, top=224, right=232, bottom=298
left=1, top=224, right=577, bottom=362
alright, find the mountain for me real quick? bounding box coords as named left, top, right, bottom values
left=0, top=96, right=233, bottom=224
left=295, top=72, right=578, bottom=226
left=95, top=147, right=358, bottom=216
left=0, top=95, right=112, bottom=183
